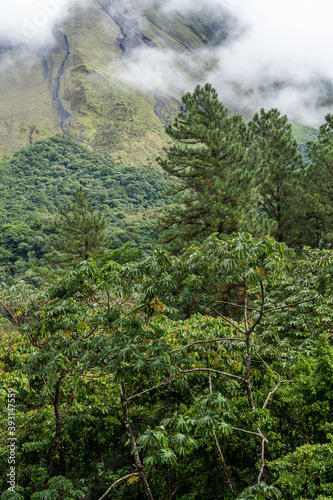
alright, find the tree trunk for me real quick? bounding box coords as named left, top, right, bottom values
left=44, top=375, right=77, bottom=487
left=208, top=371, right=238, bottom=498
left=120, top=382, right=154, bottom=500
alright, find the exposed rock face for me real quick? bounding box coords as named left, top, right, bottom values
left=53, top=30, right=78, bottom=136
left=0, top=0, right=229, bottom=160
left=95, top=0, right=156, bottom=56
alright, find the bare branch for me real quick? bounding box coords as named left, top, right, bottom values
left=181, top=368, right=244, bottom=382
left=244, top=279, right=249, bottom=331
left=120, top=382, right=155, bottom=500
left=214, top=300, right=259, bottom=311
left=248, top=281, right=265, bottom=335
left=169, top=337, right=246, bottom=354
left=231, top=427, right=262, bottom=439
left=98, top=473, right=139, bottom=500
left=257, top=428, right=269, bottom=484
left=253, top=351, right=294, bottom=409
left=262, top=296, right=319, bottom=315
left=263, top=377, right=294, bottom=409
left=208, top=369, right=238, bottom=498
left=254, top=350, right=270, bottom=371
left=207, top=305, right=245, bottom=335
left=127, top=378, right=177, bottom=401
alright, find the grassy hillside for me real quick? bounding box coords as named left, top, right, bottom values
left=0, top=135, right=172, bottom=283
left=0, top=0, right=230, bottom=162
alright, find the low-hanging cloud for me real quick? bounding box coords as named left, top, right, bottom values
left=124, top=0, right=333, bottom=125
left=118, top=46, right=206, bottom=95
left=0, top=0, right=87, bottom=49
left=208, top=0, right=333, bottom=123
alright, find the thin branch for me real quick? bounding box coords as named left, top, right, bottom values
left=263, top=377, right=294, bottom=409
left=82, top=325, right=99, bottom=340
left=126, top=304, right=146, bottom=317
left=207, top=305, right=245, bottom=335
left=248, top=281, right=265, bottom=335
left=169, top=337, right=246, bottom=354
left=262, top=296, right=319, bottom=315
left=98, top=473, right=139, bottom=500
left=254, top=350, right=270, bottom=371
left=214, top=300, right=259, bottom=311
left=120, top=382, right=154, bottom=500
left=257, top=429, right=269, bottom=484
left=127, top=378, right=177, bottom=401
left=60, top=388, right=77, bottom=420
left=209, top=369, right=238, bottom=498
left=253, top=350, right=294, bottom=408
left=231, top=427, right=262, bottom=439
left=181, top=368, right=244, bottom=382
left=244, top=279, right=249, bottom=331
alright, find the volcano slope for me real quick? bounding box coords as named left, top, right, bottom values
left=0, top=0, right=231, bottom=163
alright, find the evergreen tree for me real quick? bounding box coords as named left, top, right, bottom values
left=52, top=186, right=108, bottom=265
left=247, top=108, right=306, bottom=246
left=306, top=113, right=333, bottom=247
left=157, top=84, right=253, bottom=251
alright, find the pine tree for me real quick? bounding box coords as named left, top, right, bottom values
left=306, top=114, right=333, bottom=247
left=248, top=108, right=306, bottom=246
left=157, top=84, right=253, bottom=252
left=53, top=186, right=108, bottom=265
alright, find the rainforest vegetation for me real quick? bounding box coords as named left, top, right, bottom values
left=0, top=84, right=332, bottom=500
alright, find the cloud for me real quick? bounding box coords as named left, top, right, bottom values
left=213, top=0, right=333, bottom=84
left=0, top=0, right=87, bottom=49
left=124, top=0, right=333, bottom=125
left=156, top=0, right=243, bottom=12
left=206, top=0, right=333, bottom=124
left=117, top=46, right=203, bottom=95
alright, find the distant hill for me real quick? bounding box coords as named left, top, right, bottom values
left=0, top=135, right=171, bottom=282
left=0, top=0, right=230, bottom=162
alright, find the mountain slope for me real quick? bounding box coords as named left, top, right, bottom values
left=0, top=0, right=230, bottom=161
left=0, top=134, right=172, bottom=282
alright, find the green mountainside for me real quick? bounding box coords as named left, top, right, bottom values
left=0, top=0, right=230, bottom=162
left=0, top=3, right=332, bottom=494
left=0, top=135, right=171, bottom=282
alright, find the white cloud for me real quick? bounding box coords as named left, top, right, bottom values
left=204, top=0, right=333, bottom=123
left=117, top=46, right=202, bottom=94
left=126, top=0, right=333, bottom=124
left=214, top=0, right=333, bottom=87
left=157, top=0, right=242, bottom=12
left=0, top=0, right=87, bottom=49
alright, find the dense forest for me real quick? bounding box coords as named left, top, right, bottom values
left=0, top=85, right=333, bottom=500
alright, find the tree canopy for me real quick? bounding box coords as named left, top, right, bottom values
left=0, top=84, right=332, bottom=500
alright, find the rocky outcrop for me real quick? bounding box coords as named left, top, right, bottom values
left=94, top=0, right=156, bottom=57
left=53, top=30, right=78, bottom=136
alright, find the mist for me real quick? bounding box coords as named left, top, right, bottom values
left=0, top=0, right=87, bottom=49
left=125, top=0, right=333, bottom=125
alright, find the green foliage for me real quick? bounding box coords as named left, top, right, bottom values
left=1, top=233, right=331, bottom=499
left=237, top=482, right=282, bottom=500
left=248, top=108, right=306, bottom=245
left=0, top=135, right=171, bottom=282
left=51, top=186, right=108, bottom=265
left=157, top=85, right=332, bottom=252
left=157, top=84, right=253, bottom=251
left=269, top=441, right=333, bottom=499
left=306, top=113, right=333, bottom=247
left=1, top=85, right=333, bottom=500
left=30, top=476, right=86, bottom=500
